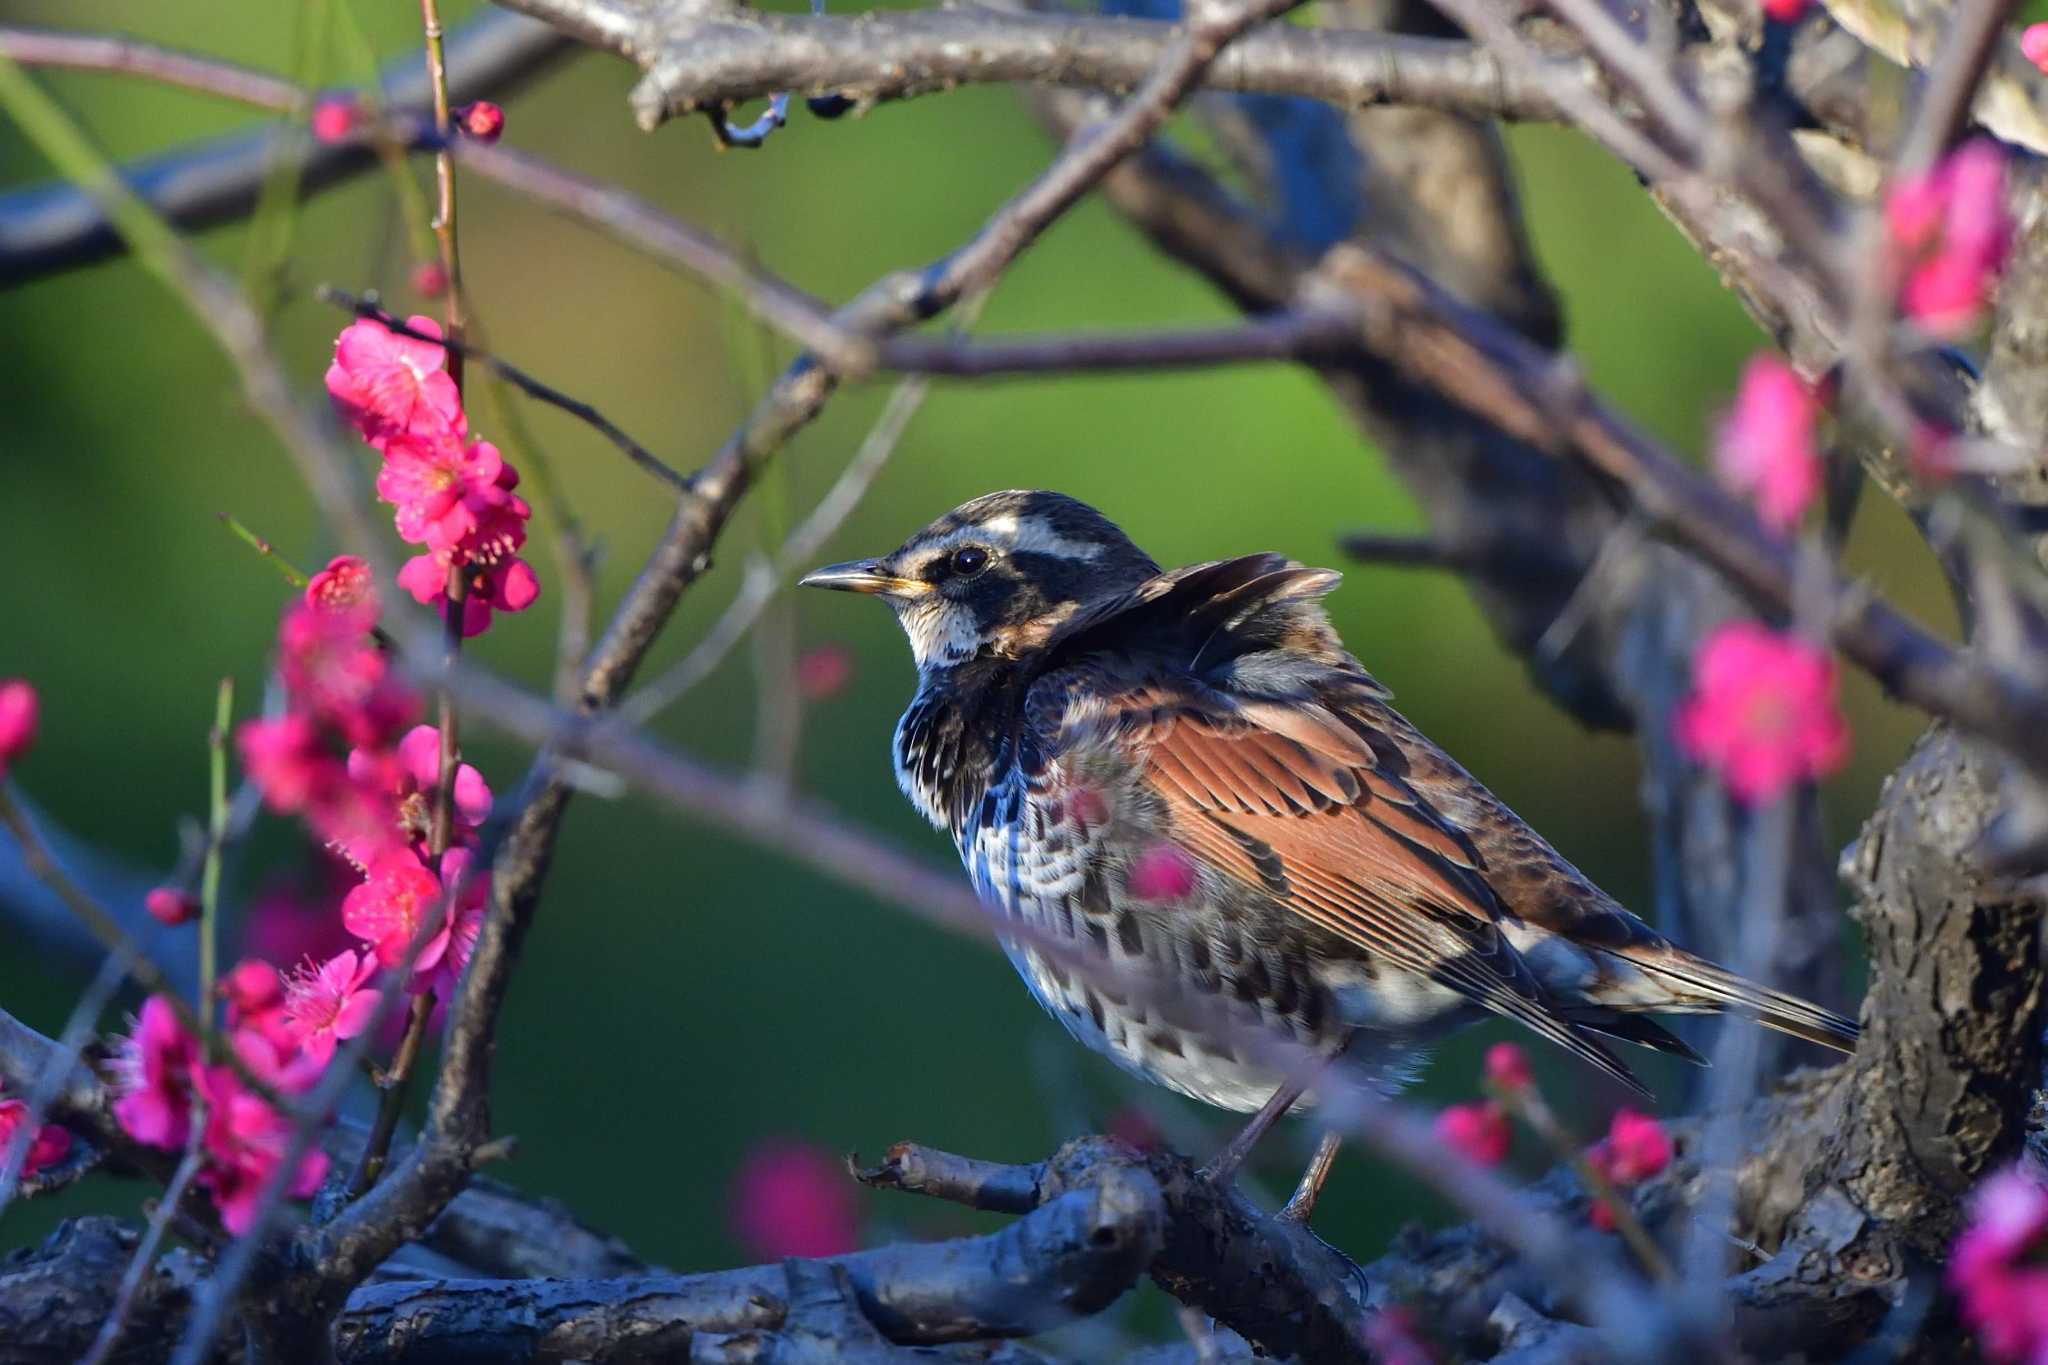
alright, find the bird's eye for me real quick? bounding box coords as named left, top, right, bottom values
left=949, top=546, right=991, bottom=577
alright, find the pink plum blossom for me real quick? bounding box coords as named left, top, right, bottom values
left=1949, top=1163, right=2048, bottom=1363
left=1605, top=1108, right=1674, bottom=1183
left=1886, top=140, right=2013, bottom=336
left=283, top=949, right=381, bottom=1068
left=729, top=1140, right=860, bottom=1259
left=414, top=846, right=491, bottom=995
left=377, top=435, right=507, bottom=555
left=1434, top=1101, right=1509, bottom=1166
left=1716, top=354, right=1821, bottom=532
left=306, top=555, right=374, bottom=613
left=397, top=551, right=541, bottom=637
left=1675, top=623, right=1849, bottom=804
left=192, top=1066, right=330, bottom=1235
left=109, top=996, right=200, bottom=1150
left=338, top=724, right=491, bottom=866
left=325, top=315, right=464, bottom=451
left=342, top=852, right=446, bottom=970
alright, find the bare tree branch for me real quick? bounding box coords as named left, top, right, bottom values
left=0, top=9, right=570, bottom=282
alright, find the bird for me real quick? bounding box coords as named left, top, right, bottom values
left=801, top=490, right=1857, bottom=1218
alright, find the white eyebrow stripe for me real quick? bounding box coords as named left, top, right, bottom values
left=932, top=513, right=1105, bottom=562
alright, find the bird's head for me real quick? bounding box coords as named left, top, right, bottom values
left=800, top=490, right=1160, bottom=671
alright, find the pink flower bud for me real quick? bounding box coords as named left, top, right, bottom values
left=0, top=680, right=37, bottom=772
left=1484, top=1041, right=1533, bottom=1093
left=458, top=101, right=505, bottom=142
left=144, top=887, right=199, bottom=927
left=310, top=97, right=360, bottom=145
left=1434, top=1101, right=1510, bottom=1166
left=1761, top=0, right=1809, bottom=20
left=411, top=261, right=449, bottom=298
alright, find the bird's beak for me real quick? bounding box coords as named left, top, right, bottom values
left=797, top=559, right=924, bottom=597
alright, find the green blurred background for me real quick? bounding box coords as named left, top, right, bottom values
left=0, top=0, right=1957, bottom=1323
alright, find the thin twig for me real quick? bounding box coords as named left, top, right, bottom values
left=218, top=512, right=311, bottom=588
left=1893, top=0, right=2025, bottom=180
left=197, top=678, right=232, bottom=1051
left=876, top=310, right=1358, bottom=377
left=621, top=347, right=953, bottom=726
left=80, top=1137, right=207, bottom=1365
left=0, top=40, right=389, bottom=576
left=0, top=949, right=131, bottom=1221
left=318, top=287, right=691, bottom=493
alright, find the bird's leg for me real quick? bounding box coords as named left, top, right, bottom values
left=1200, top=1077, right=1306, bottom=1184
left=1277, top=1130, right=1342, bottom=1223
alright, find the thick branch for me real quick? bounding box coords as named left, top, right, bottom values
left=491, top=2, right=1580, bottom=130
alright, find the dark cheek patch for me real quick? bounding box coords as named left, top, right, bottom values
left=965, top=568, right=1033, bottom=631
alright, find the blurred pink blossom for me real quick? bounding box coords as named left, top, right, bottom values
left=108, top=996, right=199, bottom=1151
left=309, top=97, right=359, bottom=144
left=0, top=1089, right=70, bottom=1179
left=2026, top=23, right=2048, bottom=74
left=1605, top=1108, right=1673, bottom=1183
left=1949, top=1163, right=2048, bottom=1362
left=1886, top=140, right=2013, bottom=336
left=1675, top=623, right=1848, bottom=804
left=1434, top=1101, right=1509, bottom=1166
left=0, top=679, right=37, bottom=777
left=145, top=886, right=199, bottom=927
left=306, top=555, right=374, bottom=614
left=1484, top=1042, right=1532, bottom=1094
left=797, top=644, right=855, bottom=702
left=1716, top=354, right=1821, bottom=532
left=1128, top=843, right=1198, bottom=902
left=730, top=1139, right=860, bottom=1260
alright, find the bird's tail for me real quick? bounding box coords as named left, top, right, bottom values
left=1625, top=948, right=1859, bottom=1053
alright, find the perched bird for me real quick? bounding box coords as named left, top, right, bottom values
left=802, top=490, right=1857, bottom=1215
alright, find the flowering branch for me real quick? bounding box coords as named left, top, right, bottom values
left=318, top=288, right=690, bottom=492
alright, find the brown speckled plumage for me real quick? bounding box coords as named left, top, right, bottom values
left=805, top=491, right=1857, bottom=1113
